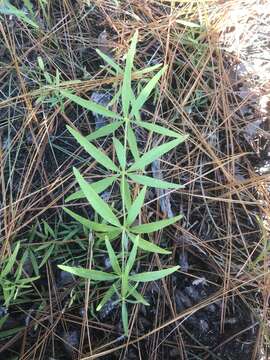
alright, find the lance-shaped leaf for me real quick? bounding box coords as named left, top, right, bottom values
left=63, top=207, right=118, bottom=232
left=120, top=177, right=132, bottom=211
left=128, top=173, right=184, bottom=189
left=128, top=138, right=182, bottom=172
left=133, top=120, right=188, bottom=140
left=125, top=235, right=139, bottom=275
left=127, top=124, right=140, bottom=161
left=67, top=126, right=119, bottom=172
left=128, top=233, right=171, bottom=254
left=131, top=214, right=182, bottom=234
left=127, top=285, right=149, bottom=305
left=113, top=138, right=126, bottom=169
left=130, top=265, right=180, bottom=282
left=105, top=236, right=121, bottom=275
left=121, top=301, right=129, bottom=336
left=86, top=121, right=123, bottom=142
left=134, top=63, right=162, bottom=77
left=96, top=283, right=118, bottom=311
left=122, top=30, right=138, bottom=117
left=73, top=167, right=121, bottom=227
left=61, top=90, right=121, bottom=119
left=0, top=3, right=39, bottom=28
left=58, top=265, right=119, bottom=281
left=131, top=66, right=167, bottom=117
left=96, top=49, right=123, bottom=74
left=1, top=242, right=20, bottom=278
left=66, top=176, right=117, bottom=202
left=126, top=186, right=147, bottom=225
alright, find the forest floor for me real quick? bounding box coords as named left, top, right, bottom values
left=0, top=1, right=269, bottom=359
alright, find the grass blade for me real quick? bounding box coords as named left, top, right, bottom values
left=73, top=167, right=121, bottom=227
left=130, top=214, right=182, bottom=233
left=130, top=265, right=180, bottom=282
left=67, top=126, right=119, bottom=172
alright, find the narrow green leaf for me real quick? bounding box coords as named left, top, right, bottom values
left=131, top=66, right=167, bottom=117
left=86, top=121, right=123, bottom=142
left=120, top=177, right=132, bottom=211
left=61, top=90, right=121, bottom=119
left=128, top=173, right=184, bottom=189
left=0, top=326, right=25, bottom=340
left=29, top=250, right=39, bottom=277
left=96, top=283, right=117, bottom=311
left=73, top=168, right=121, bottom=227
left=98, top=230, right=122, bottom=241
left=96, top=49, right=123, bottom=74
left=39, top=245, right=54, bottom=268
left=127, top=124, right=140, bottom=161
left=43, top=221, right=55, bottom=239
left=122, top=30, right=138, bottom=117
left=128, top=138, right=182, bottom=172
left=66, top=176, right=117, bottom=202
left=37, top=56, right=45, bottom=71
left=121, top=301, right=129, bottom=336
left=2, top=242, right=20, bottom=278
left=134, top=120, right=188, bottom=140
left=133, top=63, right=162, bottom=77
left=0, top=4, right=39, bottom=28
left=63, top=207, right=118, bottom=232
left=126, top=186, right=147, bottom=225
left=129, top=233, right=171, bottom=254
left=113, top=138, right=126, bottom=169
left=0, top=314, right=8, bottom=330
left=125, top=235, right=139, bottom=275
left=131, top=214, right=182, bottom=234
left=67, top=126, right=119, bottom=172
left=58, top=265, right=119, bottom=281
left=128, top=285, right=149, bottom=305
left=105, top=237, right=121, bottom=275
left=130, top=265, right=180, bottom=282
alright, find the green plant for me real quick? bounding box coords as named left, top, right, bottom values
left=35, top=56, right=78, bottom=112
left=0, top=0, right=39, bottom=28
left=57, top=30, right=187, bottom=335
left=0, top=242, right=39, bottom=308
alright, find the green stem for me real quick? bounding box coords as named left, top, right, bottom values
left=120, top=117, right=130, bottom=291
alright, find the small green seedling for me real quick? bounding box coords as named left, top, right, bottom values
left=58, top=30, right=187, bottom=335
left=0, top=242, right=39, bottom=308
